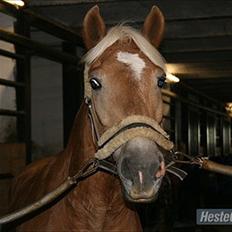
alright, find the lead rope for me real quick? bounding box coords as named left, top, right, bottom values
left=0, top=158, right=116, bottom=227
left=1, top=152, right=232, bottom=227
left=166, top=150, right=232, bottom=179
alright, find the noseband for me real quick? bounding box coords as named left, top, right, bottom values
left=85, top=96, right=174, bottom=160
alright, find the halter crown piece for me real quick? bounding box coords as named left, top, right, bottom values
left=83, top=26, right=174, bottom=160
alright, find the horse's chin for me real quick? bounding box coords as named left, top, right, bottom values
left=120, top=176, right=163, bottom=204
left=123, top=190, right=159, bottom=203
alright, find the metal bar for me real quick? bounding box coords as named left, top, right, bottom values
left=162, top=89, right=228, bottom=117
left=179, top=83, right=223, bottom=106
left=0, top=29, right=79, bottom=64
left=206, top=113, right=216, bottom=157
left=221, top=119, right=231, bottom=155
left=187, top=107, right=200, bottom=156
left=174, top=100, right=181, bottom=146
left=0, top=78, right=25, bottom=88
left=0, top=109, right=25, bottom=116
left=0, top=48, right=24, bottom=60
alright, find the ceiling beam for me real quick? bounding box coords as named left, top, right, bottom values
left=161, top=36, right=232, bottom=53
left=163, top=50, right=232, bottom=63
left=28, top=0, right=232, bottom=27
left=167, top=62, right=232, bottom=79
left=165, top=18, right=232, bottom=40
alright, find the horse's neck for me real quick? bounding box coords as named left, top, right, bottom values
left=65, top=102, right=120, bottom=206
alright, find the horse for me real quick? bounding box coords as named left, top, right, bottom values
left=9, top=5, right=173, bottom=231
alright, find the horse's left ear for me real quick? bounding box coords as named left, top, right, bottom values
left=83, top=5, right=106, bottom=50
left=142, top=6, right=165, bottom=48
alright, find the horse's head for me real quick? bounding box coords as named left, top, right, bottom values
left=82, top=5, right=172, bottom=203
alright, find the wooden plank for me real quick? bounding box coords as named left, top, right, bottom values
left=129, top=18, right=232, bottom=39
left=0, top=109, right=25, bottom=116
left=167, top=62, right=232, bottom=79
left=0, top=29, right=79, bottom=65
left=204, top=90, right=232, bottom=98
left=0, top=78, right=25, bottom=88
left=163, top=50, right=232, bottom=63
left=178, top=70, right=232, bottom=79
left=0, top=48, right=24, bottom=60
left=177, top=72, right=232, bottom=79
left=28, top=0, right=131, bottom=6
left=185, top=78, right=232, bottom=86
left=161, top=36, right=232, bottom=53
left=165, top=18, right=232, bottom=39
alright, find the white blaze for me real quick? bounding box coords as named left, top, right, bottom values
left=138, top=171, right=144, bottom=185
left=117, top=52, right=145, bottom=80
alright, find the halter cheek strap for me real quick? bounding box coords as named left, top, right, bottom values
left=85, top=97, right=100, bottom=143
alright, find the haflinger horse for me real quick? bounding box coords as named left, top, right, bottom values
left=9, top=5, right=174, bottom=231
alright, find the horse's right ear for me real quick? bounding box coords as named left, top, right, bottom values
left=142, top=6, right=165, bottom=48
left=83, top=5, right=106, bottom=50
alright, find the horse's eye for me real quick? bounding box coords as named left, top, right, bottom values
left=90, top=78, right=102, bottom=90
left=157, top=75, right=166, bottom=88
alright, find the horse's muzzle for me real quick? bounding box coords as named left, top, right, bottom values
left=113, top=137, right=165, bottom=203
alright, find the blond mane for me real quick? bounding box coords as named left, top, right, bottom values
left=81, top=25, right=167, bottom=73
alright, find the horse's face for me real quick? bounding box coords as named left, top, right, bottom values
left=89, top=42, right=164, bottom=128
left=83, top=5, right=166, bottom=202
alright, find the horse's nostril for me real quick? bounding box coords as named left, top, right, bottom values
left=155, top=161, right=165, bottom=178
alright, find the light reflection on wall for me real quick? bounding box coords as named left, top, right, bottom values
left=225, top=103, right=232, bottom=118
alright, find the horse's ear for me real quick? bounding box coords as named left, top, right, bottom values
left=142, top=6, right=165, bottom=48
left=83, top=5, right=106, bottom=50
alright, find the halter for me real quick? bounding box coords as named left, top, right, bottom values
left=84, top=62, right=174, bottom=161
left=83, top=60, right=192, bottom=181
